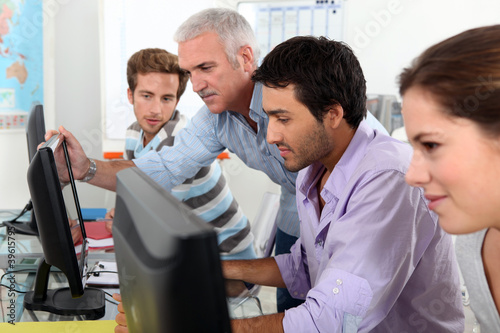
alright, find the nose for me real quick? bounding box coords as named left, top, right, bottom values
left=150, top=98, right=162, bottom=115
left=266, top=121, right=283, bottom=145
left=405, top=150, right=430, bottom=187
left=190, top=72, right=207, bottom=93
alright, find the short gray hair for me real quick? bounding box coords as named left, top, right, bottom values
left=174, top=8, right=260, bottom=68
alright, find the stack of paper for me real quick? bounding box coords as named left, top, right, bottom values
left=87, top=261, right=119, bottom=286
left=84, top=221, right=114, bottom=250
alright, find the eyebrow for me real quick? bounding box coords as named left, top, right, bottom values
left=181, top=62, right=215, bottom=75
left=137, top=89, right=154, bottom=95
left=411, top=131, right=442, bottom=143
left=263, top=108, right=290, bottom=116
left=137, top=90, right=176, bottom=98
left=196, top=61, right=216, bottom=69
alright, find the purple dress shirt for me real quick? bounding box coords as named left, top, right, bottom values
left=274, top=121, right=464, bottom=332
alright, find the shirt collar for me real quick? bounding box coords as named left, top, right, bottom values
left=248, top=82, right=264, bottom=122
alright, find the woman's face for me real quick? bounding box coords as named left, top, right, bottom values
left=403, top=86, right=500, bottom=234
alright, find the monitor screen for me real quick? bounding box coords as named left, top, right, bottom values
left=24, top=135, right=105, bottom=318
left=26, top=104, right=45, bottom=162
left=4, top=104, right=45, bottom=235
left=113, top=167, right=232, bottom=333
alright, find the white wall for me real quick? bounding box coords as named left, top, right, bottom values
left=343, top=0, right=500, bottom=96
left=0, top=130, right=31, bottom=209
left=52, top=0, right=113, bottom=208
left=3, top=0, right=500, bottom=219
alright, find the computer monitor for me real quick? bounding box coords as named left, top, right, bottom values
left=113, top=167, right=232, bottom=333
left=26, top=104, right=46, bottom=161
left=4, top=104, right=45, bottom=235
left=23, top=135, right=105, bottom=319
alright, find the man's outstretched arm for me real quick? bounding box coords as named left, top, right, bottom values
left=232, top=313, right=285, bottom=333
left=222, top=257, right=286, bottom=288
left=46, top=126, right=134, bottom=191
left=223, top=258, right=287, bottom=332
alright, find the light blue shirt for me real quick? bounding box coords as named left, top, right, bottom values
left=134, top=83, right=389, bottom=237
left=125, top=114, right=255, bottom=259
left=275, top=122, right=464, bottom=332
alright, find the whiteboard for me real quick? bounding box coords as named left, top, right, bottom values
left=238, top=0, right=346, bottom=60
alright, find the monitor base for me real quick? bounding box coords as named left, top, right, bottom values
left=3, top=221, right=38, bottom=236
left=24, top=287, right=106, bottom=320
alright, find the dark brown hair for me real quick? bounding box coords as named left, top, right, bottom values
left=127, top=48, right=188, bottom=100
left=252, top=36, right=367, bottom=127
left=399, top=25, right=500, bottom=135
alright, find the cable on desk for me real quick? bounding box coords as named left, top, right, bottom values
left=0, top=269, right=38, bottom=295
left=0, top=201, right=32, bottom=227
left=85, top=270, right=119, bottom=278
left=0, top=283, right=28, bottom=293
left=0, top=269, right=38, bottom=284
left=103, top=290, right=120, bottom=305
left=86, top=267, right=121, bottom=305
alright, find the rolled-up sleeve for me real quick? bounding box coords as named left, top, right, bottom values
left=275, top=240, right=310, bottom=299
left=282, top=268, right=373, bottom=333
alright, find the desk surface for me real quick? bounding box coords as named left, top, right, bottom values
left=0, top=210, right=262, bottom=325
left=0, top=213, right=120, bottom=323
left=0, top=320, right=116, bottom=332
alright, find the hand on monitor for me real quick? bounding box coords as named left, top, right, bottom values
left=113, top=293, right=129, bottom=333
left=45, top=126, right=90, bottom=182
left=104, top=208, right=115, bottom=234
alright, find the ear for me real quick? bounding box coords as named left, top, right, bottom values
left=127, top=88, right=134, bottom=105
left=324, top=104, right=344, bottom=129
left=239, top=45, right=254, bottom=72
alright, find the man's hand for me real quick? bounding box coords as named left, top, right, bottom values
left=105, top=208, right=115, bottom=234
left=46, top=126, right=135, bottom=191
left=113, top=293, right=129, bottom=333
left=45, top=126, right=90, bottom=182
left=225, top=279, right=250, bottom=297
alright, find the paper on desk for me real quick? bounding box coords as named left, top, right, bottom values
left=73, top=222, right=114, bottom=253
left=84, top=221, right=114, bottom=249
left=84, top=221, right=112, bottom=240
left=87, top=237, right=114, bottom=248
left=87, top=261, right=119, bottom=286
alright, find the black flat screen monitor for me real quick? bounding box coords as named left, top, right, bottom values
left=4, top=104, right=45, bottom=235
left=113, top=167, right=231, bottom=333
left=26, top=104, right=46, bottom=161
left=24, top=134, right=105, bottom=319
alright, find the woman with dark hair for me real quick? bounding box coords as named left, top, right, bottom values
left=400, top=25, right=500, bottom=332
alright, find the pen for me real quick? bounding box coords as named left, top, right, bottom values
left=96, top=218, right=113, bottom=222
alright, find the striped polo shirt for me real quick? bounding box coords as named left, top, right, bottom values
left=125, top=111, right=256, bottom=260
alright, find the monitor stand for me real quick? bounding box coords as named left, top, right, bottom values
left=23, top=259, right=106, bottom=319
left=3, top=200, right=39, bottom=236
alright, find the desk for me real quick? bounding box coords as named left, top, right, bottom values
left=0, top=215, right=120, bottom=323
left=0, top=211, right=263, bottom=325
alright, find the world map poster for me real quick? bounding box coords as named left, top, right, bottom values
left=0, top=0, right=43, bottom=121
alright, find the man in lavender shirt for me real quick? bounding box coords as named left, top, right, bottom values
left=222, top=36, right=464, bottom=332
